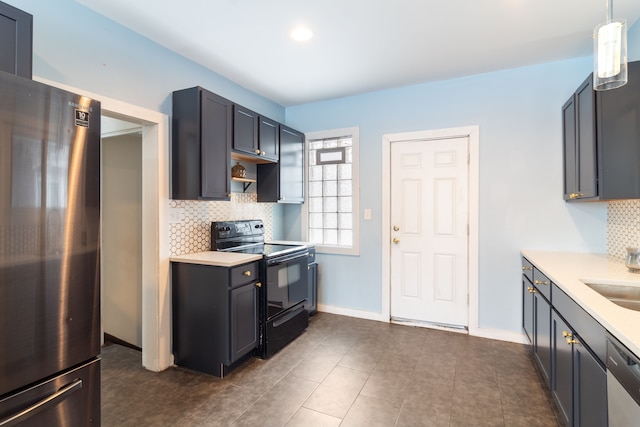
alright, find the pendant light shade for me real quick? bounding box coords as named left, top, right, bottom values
left=593, top=0, right=628, bottom=90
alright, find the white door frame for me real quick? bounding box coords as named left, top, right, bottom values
left=382, top=126, right=479, bottom=334
left=35, top=77, right=171, bottom=371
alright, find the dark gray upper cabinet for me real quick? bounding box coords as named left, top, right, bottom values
left=258, top=116, right=279, bottom=161
left=172, top=87, right=232, bottom=200
left=257, top=125, right=304, bottom=203
left=563, top=61, right=640, bottom=201
left=0, top=1, right=32, bottom=79
left=233, top=105, right=278, bottom=162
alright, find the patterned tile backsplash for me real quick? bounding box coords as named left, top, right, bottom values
left=169, top=193, right=274, bottom=256
left=169, top=195, right=636, bottom=258
left=608, top=200, right=640, bottom=258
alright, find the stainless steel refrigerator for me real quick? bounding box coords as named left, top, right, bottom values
left=0, top=70, right=101, bottom=426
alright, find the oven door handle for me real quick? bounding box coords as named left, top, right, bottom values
left=267, top=251, right=309, bottom=265
left=272, top=305, right=306, bottom=328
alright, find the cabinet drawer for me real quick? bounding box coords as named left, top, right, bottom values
left=533, top=269, right=552, bottom=301
left=552, top=284, right=606, bottom=365
left=230, top=262, right=259, bottom=287
left=521, top=257, right=533, bottom=282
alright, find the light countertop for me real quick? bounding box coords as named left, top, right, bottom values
left=521, top=250, right=640, bottom=356
left=170, top=251, right=262, bottom=267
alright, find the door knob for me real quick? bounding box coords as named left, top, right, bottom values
left=393, top=226, right=400, bottom=231
left=393, top=238, right=400, bottom=244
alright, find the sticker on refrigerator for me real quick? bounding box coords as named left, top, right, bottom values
left=75, top=109, right=90, bottom=127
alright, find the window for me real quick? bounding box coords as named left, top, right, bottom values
left=303, top=127, right=359, bottom=255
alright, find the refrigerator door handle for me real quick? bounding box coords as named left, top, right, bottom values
left=0, top=379, right=83, bottom=427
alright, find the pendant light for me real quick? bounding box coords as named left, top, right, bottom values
left=593, top=0, right=627, bottom=90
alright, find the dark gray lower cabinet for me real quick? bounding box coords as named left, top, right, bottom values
left=523, top=256, right=608, bottom=427
left=230, top=282, right=259, bottom=361
left=172, top=261, right=259, bottom=377
left=307, top=262, right=317, bottom=315
left=522, top=275, right=534, bottom=344
left=574, top=339, right=607, bottom=427
left=534, top=290, right=551, bottom=385
left=552, top=309, right=608, bottom=427
left=522, top=259, right=551, bottom=386
left=552, top=311, right=573, bottom=426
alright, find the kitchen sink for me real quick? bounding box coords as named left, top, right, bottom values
left=583, top=282, right=640, bottom=311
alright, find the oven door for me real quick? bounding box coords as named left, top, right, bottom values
left=265, top=250, right=309, bottom=319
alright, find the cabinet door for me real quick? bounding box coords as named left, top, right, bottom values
left=597, top=61, right=640, bottom=199
left=522, top=276, right=534, bottom=345
left=230, top=282, right=258, bottom=362
left=257, top=125, right=304, bottom=203
left=258, top=116, right=279, bottom=161
left=278, top=125, right=304, bottom=203
left=551, top=311, right=572, bottom=427
left=562, top=95, right=578, bottom=199
left=0, top=2, right=32, bottom=78
left=575, top=78, right=597, bottom=199
left=533, top=292, right=551, bottom=386
left=201, top=90, right=232, bottom=200
left=573, top=340, right=607, bottom=427
left=233, top=105, right=259, bottom=156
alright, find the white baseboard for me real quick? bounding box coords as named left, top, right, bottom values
left=316, top=304, right=386, bottom=322
left=317, top=304, right=527, bottom=345
left=469, top=326, right=528, bottom=344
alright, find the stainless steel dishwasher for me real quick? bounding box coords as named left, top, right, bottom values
left=607, top=335, right=640, bottom=426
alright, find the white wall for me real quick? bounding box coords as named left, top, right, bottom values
left=102, top=132, right=143, bottom=347
left=285, top=21, right=640, bottom=334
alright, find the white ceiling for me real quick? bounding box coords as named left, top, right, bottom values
left=76, top=0, right=640, bottom=107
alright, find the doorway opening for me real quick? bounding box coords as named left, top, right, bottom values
left=101, top=116, right=143, bottom=350
left=381, top=126, right=480, bottom=335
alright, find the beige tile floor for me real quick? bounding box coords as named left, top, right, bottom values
left=101, top=313, right=559, bottom=426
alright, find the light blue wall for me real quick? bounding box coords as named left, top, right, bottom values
left=4, top=0, right=287, bottom=237
left=285, top=21, right=640, bottom=332
left=6, top=0, right=639, bottom=334
left=4, top=0, right=286, bottom=121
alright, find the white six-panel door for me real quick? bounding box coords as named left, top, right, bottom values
left=390, top=136, right=469, bottom=328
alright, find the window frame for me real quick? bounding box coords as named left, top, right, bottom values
left=302, top=127, right=360, bottom=256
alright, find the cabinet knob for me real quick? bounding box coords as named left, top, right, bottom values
left=393, top=237, right=400, bottom=244
left=254, top=149, right=261, bottom=154
left=569, top=192, right=583, bottom=199
left=243, top=271, right=251, bottom=277
left=255, top=282, right=262, bottom=288
left=522, top=266, right=532, bottom=271
left=534, top=280, right=549, bottom=286
left=527, top=286, right=536, bottom=294
left=393, top=226, right=400, bottom=231
left=261, top=151, right=266, bottom=156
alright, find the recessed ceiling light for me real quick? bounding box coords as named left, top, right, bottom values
left=291, top=26, right=313, bottom=42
